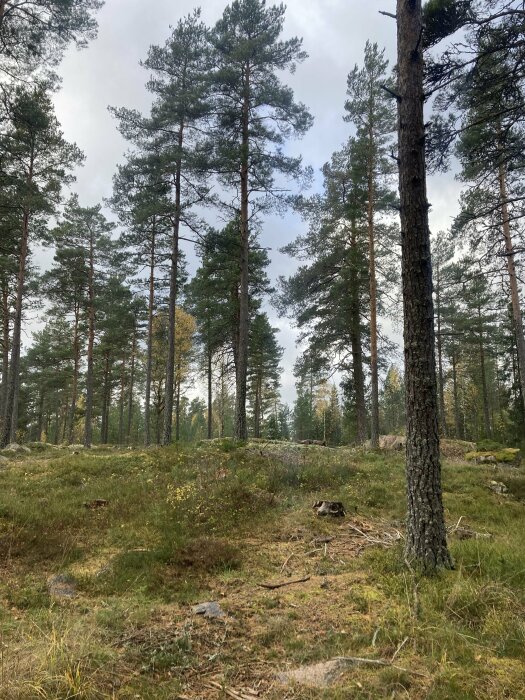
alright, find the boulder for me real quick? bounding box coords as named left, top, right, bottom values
left=48, top=574, right=77, bottom=599
left=191, top=601, right=226, bottom=619
left=489, top=480, right=508, bottom=495
left=3, top=443, right=31, bottom=455
left=313, top=501, right=346, bottom=517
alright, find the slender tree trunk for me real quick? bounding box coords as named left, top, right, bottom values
left=145, top=225, right=156, bottom=446
left=254, top=373, right=261, bottom=438
left=367, top=133, right=380, bottom=447
left=61, top=394, right=69, bottom=444
left=118, top=356, right=126, bottom=445
left=68, top=306, right=80, bottom=443
left=477, top=306, right=491, bottom=438
left=236, top=60, right=251, bottom=441
left=1, top=203, right=31, bottom=448
left=175, top=374, right=181, bottom=442
left=84, top=229, right=95, bottom=448
left=349, top=219, right=368, bottom=444
left=162, top=123, right=183, bottom=446
left=207, top=344, right=213, bottom=440
left=101, top=354, right=111, bottom=444
left=37, top=390, right=45, bottom=442
left=0, top=282, right=9, bottom=423
left=435, top=262, right=447, bottom=436
left=451, top=344, right=462, bottom=439
left=498, top=161, right=525, bottom=421
left=126, top=328, right=136, bottom=444
left=396, top=0, right=452, bottom=571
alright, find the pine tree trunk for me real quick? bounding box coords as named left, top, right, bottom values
left=350, top=219, right=368, bottom=444
left=367, top=134, right=380, bottom=447
left=37, top=390, right=45, bottom=441
left=1, top=204, right=30, bottom=448
left=61, top=394, right=69, bottom=444
left=498, top=161, right=525, bottom=422
left=68, top=306, right=81, bottom=443
left=162, top=125, right=183, bottom=446
left=477, top=306, right=491, bottom=438
left=175, top=375, right=181, bottom=442
left=0, top=282, right=9, bottom=425
left=236, top=60, right=251, bottom=441
left=435, top=262, right=447, bottom=436
left=101, top=354, right=111, bottom=444
left=145, top=226, right=156, bottom=446
left=254, top=373, right=261, bottom=438
left=396, top=0, right=452, bottom=571
left=126, top=328, right=136, bottom=444
left=207, top=344, right=213, bottom=440
left=118, top=357, right=126, bottom=445
left=451, top=344, right=462, bottom=439
left=84, top=229, right=95, bottom=447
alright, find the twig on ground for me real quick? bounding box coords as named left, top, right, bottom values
left=258, top=576, right=311, bottom=590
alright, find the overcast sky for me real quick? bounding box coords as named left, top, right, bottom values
left=48, top=0, right=462, bottom=404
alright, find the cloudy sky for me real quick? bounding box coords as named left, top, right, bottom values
left=50, top=0, right=461, bottom=404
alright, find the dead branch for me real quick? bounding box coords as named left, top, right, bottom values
left=258, top=576, right=311, bottom=590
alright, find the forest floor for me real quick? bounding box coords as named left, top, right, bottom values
left=1, top=440, right=525, bottom=699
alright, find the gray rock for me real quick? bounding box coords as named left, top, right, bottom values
left=48, top=574, right=77, bottom=599
left=0, top=455, right=9, bottom=467
left=3, top=443, right=30, bottom=455
left=477, top=455, right=497, bottom=464
left=313, top=500, right=346, bottom=517
left=191, top=601, right=226, bottom=619
left=277, top=659, right=350, bottom=688
left=489, top=480, right=508, bottom=495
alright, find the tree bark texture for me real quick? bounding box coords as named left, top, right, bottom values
left=162, top=124, right=183, bottom=446
left=498, top=162, right=525, bottom=423
left=235, top=60, right=250, bottom=441
left=84, top=228, right=96, bottom=447
left=144, top=225, right=156, bottom=446
left=396, top=0, right=452, bottom=571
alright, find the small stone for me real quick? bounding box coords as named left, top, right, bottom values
left=489, top=480, right=508, bottom=495
left=191, top=601, right=226, bottom=619
left=48, top=574, right=77, bottom=599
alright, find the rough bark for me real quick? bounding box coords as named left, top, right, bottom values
left=498, top=162, right=525, bottom=423
left=84, top=227, right=95, bottom=448
left=207, top=344, right=213, bottom=440
left=0, top=282, right=9, bottom=424
left=1, top=205, right=30, bottom=448
left=144, top=225, right=156, bottom=446
left=396, top=0, right=452, bottom=571
left=68, top=304, right=80, bottom=443
left=162, top=123, right=183, bottom=446
left=126, top=327, right=136, bottom=444
left=350, top=218, right=368, bottom=444
left=367, top=133, right=380, bottom=447
left=477, top=306, right=491, bottom=438
left=235, top=60, right=250, bottom=441
left=435, top=261, right=447, bottom=436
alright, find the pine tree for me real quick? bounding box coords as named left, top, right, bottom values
left=0, top=86, right=82, bottom=447
left=247, top=313, right=282, bottom=438
left=210, top=0, right=312, bottom=440
left=345, top=41, right=397, bottom=448
left=396, top=0, right=452, bottom=570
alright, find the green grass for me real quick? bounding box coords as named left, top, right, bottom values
left=0, top=443, right=524, bottom=698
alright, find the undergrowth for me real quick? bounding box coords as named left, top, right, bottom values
left=0, top=442, right=524, bottom=698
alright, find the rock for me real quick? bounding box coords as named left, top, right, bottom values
left=379, top=435, right=406, bottom=451
left=313, top=501, right=346, bottom=517
left=68, top=444, right=86, bottom=452
left=191, top=601, right=226, bottom=619
left=48, top=574, right=77, bottom=599
left=2, top=443, right=30, bottom=455
left=298, top=439, right=327, bottom=446
left=476, top=454, right=497, bottom=464
left=0, top=455, right=9, bottom=467
left=277, top=659, right=350, bottom=688
left=489, top=480, right=508, bottom=495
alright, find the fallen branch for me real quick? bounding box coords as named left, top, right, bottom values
left=258, top=576, right=311, bottom=590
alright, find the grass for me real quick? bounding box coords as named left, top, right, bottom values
left=0, top=442, right=524, bottom=698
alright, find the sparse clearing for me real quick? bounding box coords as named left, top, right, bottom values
left=1, top=441, right=524, bottom=699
